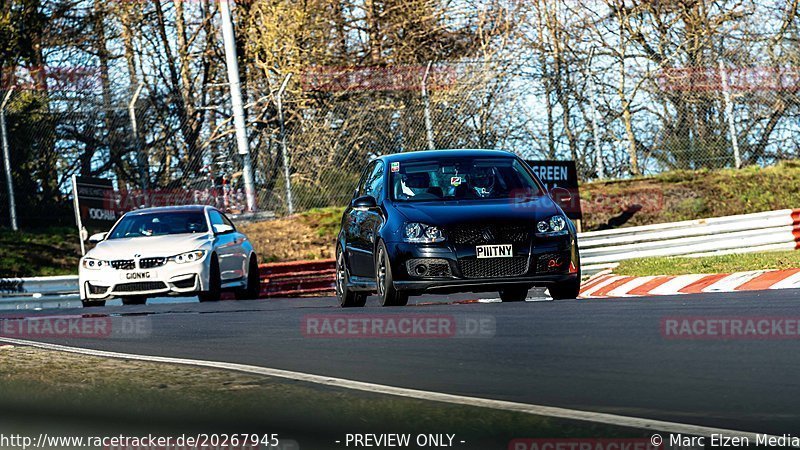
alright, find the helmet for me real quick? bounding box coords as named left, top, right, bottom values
left=471, top=167, right=495, bottom=198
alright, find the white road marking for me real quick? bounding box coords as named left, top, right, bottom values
left=703, top=271, right=765, bottom=293
left=606, top=276, right=660, bottom=297
left=769, top=270, right=800, bottom=290
left=580, top=275, right=627, bottom=297
left=0, top=337, right=777, bottom=441
left=647, top=274, right=707, bottom=296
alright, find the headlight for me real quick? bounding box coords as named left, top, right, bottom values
left=82, top=258, right=110, bottom=270
left=168, top=250, right=207, bottom=264
left=550, top=216, right=566, bottom=232
left=536, top=216, right=569, bottom=236
left=536, top=221, right=550, bottom=233
left=404, top=223, right=445, bottom=243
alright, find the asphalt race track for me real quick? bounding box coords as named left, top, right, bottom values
left=2, top=289, right=799, bottom=436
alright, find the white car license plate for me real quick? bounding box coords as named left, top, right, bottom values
left=120, top=271, right=154, bottom=281
left=476, top=244, right=513, bottom=258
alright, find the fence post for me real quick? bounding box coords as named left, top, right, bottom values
left=276, top=73, right=294, bottom=215
left=422, top=61, right=435, bottom=151
left=219, top=0, right=257, bottom=212
left=128, top=82, right=148, bottom=204
left=1, top=87, right=17, bottom=231
left=587, top=48, right=603, bottom=179
left=719, top=61, right=742, bottom=169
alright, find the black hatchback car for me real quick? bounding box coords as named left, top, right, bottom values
left=335, top=149, right=580, bottom=307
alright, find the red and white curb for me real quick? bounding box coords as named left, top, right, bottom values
left=579, top=268, right=800, bottom=298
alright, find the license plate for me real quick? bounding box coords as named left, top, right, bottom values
left=476, top=244, right=513, bottom=258
left=120, top=271, right=154, bottom=281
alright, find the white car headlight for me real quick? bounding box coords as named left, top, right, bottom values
left=82, top=258, right=110, bottom=270
left=536, top=216, right=569, bottom=236
left=168, top=250, right=207, bottom=264
left=404, top=223, right=445, bottom=243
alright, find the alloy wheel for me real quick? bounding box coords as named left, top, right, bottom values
left=377, top=248, right=387, bottom=297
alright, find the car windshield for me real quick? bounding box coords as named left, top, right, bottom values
left=107, top=211, right=208, bottom=239
left=390, top=157, right=545, bottom=202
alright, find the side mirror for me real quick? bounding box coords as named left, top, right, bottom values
left=351, top=195, right=377, bottom=210
left=213, top=224, right=235, bottom=235
left=549, top=187, right=572, bottom=205
left=88, top=232, right=107, bottom=243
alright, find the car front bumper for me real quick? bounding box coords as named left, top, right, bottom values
left=384, top=235, right=578, bottom=295
left=79, top=259, right=210, bottom=300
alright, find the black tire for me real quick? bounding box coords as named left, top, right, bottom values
left=81, top=300, right=106, bottom=308
left=336, top=245, right=366, bottom=307
left=199, top=256, right=221, bottom=302
left=548, top=277, right=581, bottom=300
left=499, top=287, right=529, bottom=302
left=235, top=255, right=261, bottom=300
left=121, top=296, right=147, bottom=306
left=375, top=242, right=408, bottom=307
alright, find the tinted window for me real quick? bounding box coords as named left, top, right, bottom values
left=108, top=211, right=208, bottom=239
left=391, top=157, right=545, bottom=202
left=209, top=210, right=225, bottom=226
left=356, top=162, right=376, bottom=198
left=220, top=212, right=236, bottom=230
left=364, top=161, right=385, bottom=199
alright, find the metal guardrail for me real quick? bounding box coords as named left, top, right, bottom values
left=578, top=209, right=800, bottom=275
left=4, top=209, right=797, bottom=304
left=0, top=275, right=79, bottom=296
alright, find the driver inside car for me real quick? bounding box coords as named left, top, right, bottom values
left=469, top=166, right=497, bottom=198
left=396, top=173, right=442, bottom=200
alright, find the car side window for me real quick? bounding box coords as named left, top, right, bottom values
left=220, top=212, right=236, bottom=231
left=356, top=162, right=376, bottom=198
left=364, top=161, right=385, bottom=200
left=209, top=210, right=225, bottom=228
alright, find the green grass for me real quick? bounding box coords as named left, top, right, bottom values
left=298, top=206, right=345, bottom=240
left=0, top=346, right=650, bottom=447
left=0, top=227, right=80, bottom=277
left=614, top=250, right=800, bottom=277
left=581, top=160, right=800, bottom=231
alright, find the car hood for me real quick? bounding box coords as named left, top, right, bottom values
left=86, top=233, right=212, bottom=260
left=392, top=196, right=563, bottom=227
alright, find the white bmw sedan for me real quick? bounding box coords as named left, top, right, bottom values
left=79, top=205, right=259, bottom=307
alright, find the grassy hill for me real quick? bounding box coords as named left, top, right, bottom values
left=581, top=161, right=800, bottom=231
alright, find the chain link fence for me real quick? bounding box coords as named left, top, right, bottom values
left=0, top=0, right=799, bottom=227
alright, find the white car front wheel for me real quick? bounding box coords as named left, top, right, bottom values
left=198, top=256, right=222, bottom=302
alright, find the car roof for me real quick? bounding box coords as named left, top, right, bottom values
left=376, top=149, right=517, bottom=163
left=124, top=205, right=212, bottom=216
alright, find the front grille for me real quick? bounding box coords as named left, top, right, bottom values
left=536, top=252, right=570, bottom=273
left=171, top=276, right=197, bottom=289
left=459, top=257, right=529, bottom=279
left=86, top=283, right=108, bottom=294
left=111, top=259, right=135, bottom=270
left=139, top=257, right=166, bottom=269
left=449, top=224, right=530, bottom=246
left=113, top=281, right=167, bottom=293
left=406, top=259, right=452, bottom=278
